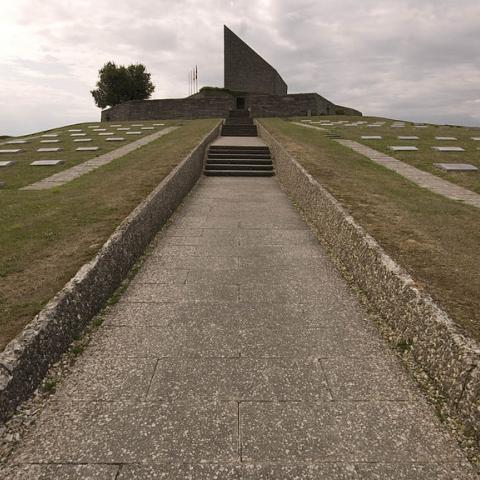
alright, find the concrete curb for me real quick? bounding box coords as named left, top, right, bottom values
left=257, top=121, right=480, bottom=439
left=0, top=121, right=222, bottom=423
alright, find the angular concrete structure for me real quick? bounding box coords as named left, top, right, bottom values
left=224, top=26, right=287, bottom=95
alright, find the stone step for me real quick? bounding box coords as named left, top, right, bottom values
left=220, top=132, right=259, bottom=137
left=209, top=145, right=269, bottom=152
left=205, top=163, right=273, bottom=171
left=208, top=153, right=271, bottom=159
left=224, top=119, right=254, bottom=125
left=207, top=158, right=273, bottom=165
left=204, top=169, right=274, bottom=177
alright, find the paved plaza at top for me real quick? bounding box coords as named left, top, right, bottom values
left=2, top=175, right=475, bottom=479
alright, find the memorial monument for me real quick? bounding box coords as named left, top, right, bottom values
left=101, top=26, right=361, bottom=121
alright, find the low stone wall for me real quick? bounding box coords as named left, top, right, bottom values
left=0, top=121, right=222, bottom=423
left=257, top=121, right=480, bottom=439
left=102, top=97, right=234, bottom=122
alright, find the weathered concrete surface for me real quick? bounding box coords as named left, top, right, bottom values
left=2, top=177, right=476, bottom=479
left=22, top=127, right=179, bottom=190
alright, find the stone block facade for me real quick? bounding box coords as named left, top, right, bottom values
left=224, top=26, right=287, bottom=95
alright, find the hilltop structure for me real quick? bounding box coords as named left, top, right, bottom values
left=101, top=26, right=361, bottom=122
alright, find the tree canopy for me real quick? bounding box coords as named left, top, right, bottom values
left=91, top=62, right=155, bottom=109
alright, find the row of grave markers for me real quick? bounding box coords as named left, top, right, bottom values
left=0, top=123, right=166, bottom=166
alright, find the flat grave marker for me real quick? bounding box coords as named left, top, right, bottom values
left=0, top=161, right=15, bottom=167
left=37, top=147, right=62, bottom=152
left=74, top=138, right=92, bottom=142
left=106, top=137, right=125, bottom=141
left=6, top=140, right=28, bottom=144
left=110, top=124, right=122, bottom=127
left=41, top=140, right=60, bottom=143
left=434, top=163, right=478, bottom=172
left=414, top=125, right=428, bottom=128
left=435, top=136, right=457, bottom=141
left=30, top=160, right=64, bottom=166
left=132, top=124, right=144, bottom=127
left=398, top=136, right=419, bottom=140
left=76, top=147, right=99, bottom=151
left=98, top=132, right=114, bottom=136
left=68, top=129, right=82, bottom=132
left=153, top=123, right=165, bottom=126
left=117, top=127, right=130, bottom=131
left=88, top=126, right=100, bottom=129
left=71, top=133, right=86, bottom=137
left=389, top=146, right=418, bottom=151
left=126, top=131, right=142, bottom=135
left=471, top=137, right=480, bottom=141
left=361, top=136, right=383, bottom=139
left=93, top=128, right=106, bottom=132
left=141, top=127, right=154, bottom=130
left=432, top=146, right=465, bottom=152
left=0, top=149, right=22, bottom=154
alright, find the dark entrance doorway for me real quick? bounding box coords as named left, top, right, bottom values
left=236, top=97, right=246, bottom=109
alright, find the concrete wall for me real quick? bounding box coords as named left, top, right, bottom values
left=224, top=26, right=287, bottom=95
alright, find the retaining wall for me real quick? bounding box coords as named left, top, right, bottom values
left=257, top=121, right=480, bottom=440
left=0, top=121, right=222, bottom=423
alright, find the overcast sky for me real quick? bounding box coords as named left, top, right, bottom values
left=1, top=0, right=480, bottom=136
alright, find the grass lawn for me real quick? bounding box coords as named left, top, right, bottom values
left=0, top=120, right=178, bottom=189
left=292, top=115, right=480, bottom=193
left=261, top=117, right=480, bottom=343
left=0, top=118, right=218, bottom=351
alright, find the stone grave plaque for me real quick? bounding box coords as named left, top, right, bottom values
left=132, top=124, right=144, bottom=127
left=398, top=136, right=419, bottom=140
left=76, top=147, right=99, bottom=151
left=41, top=140, right=60, bottom=143
left=435, top=137, right=457, bottom=141
left=30, top=160, right=64, bottom=166
left=361, top=136, right=382, bottom=139
left=153, top=123, right=165, bottom=126
left=414, top=125, right=428, bottom=128
left=42, top=134, right=58, bottom=137
left=434, top=163, right=477, bottom=171
left=110, top=124, right=122, bottom=127
left=71, top=133, right=86, bottom=137
left=117, top=127, right=130, bottom=130
left=0, top=149, right=22, bottom=154
left=141, top=127, right=154, bottom=130
left=432, top=146, right=465, bottom=152
left=74, top=138, right=92, bottom=142
left=68, top=129, right=82, bottom=132
left=106, top=137, right=125, bottom=141
left=98, top=132, right=114, bottom=136
left=37, top=147, right=62, bottom=152
left=93, top=128, right=106, bottom=132
left=6, top=140, right=28, bottom=144
left=0, top=160, right=15, bottom=167
left=88, top=126, right=100, bottom=129
left=389, top=146, right=418, bottom=151
left=126, top=131, right=142, bottom=135
left=471, top=137, right=480, bottom=141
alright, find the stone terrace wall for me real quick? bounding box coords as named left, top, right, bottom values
left=224, top=25, right=287, bottom=95
left=102, top=97, right=235, bottom=122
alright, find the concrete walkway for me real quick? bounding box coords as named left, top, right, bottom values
left=2, top=177, right=476, bottom=479
left=22, top=127, right=178, bottom=190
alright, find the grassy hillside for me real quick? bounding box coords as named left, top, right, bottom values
left=0, top=118, right=218, bottom=350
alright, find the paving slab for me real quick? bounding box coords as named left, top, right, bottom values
left=5, top=176, right=475, bottom=478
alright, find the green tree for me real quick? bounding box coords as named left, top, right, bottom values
left=91, top=62, right=155, bottom=109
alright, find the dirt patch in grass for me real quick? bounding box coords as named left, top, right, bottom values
left=261, top=118, right=480, bottom=343
left=0, top=119, right=217, bottom=350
